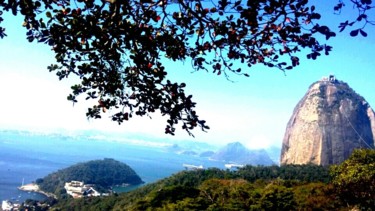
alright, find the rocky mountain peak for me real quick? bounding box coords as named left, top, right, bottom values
left=280, top=76, right=375, bottom=166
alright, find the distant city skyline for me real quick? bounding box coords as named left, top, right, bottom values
left=1, top=2, right=375, bottom=149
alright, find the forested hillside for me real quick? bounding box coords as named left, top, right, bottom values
left=36, top=158, right=143, bottom=196
left=52, top=149, right=374, bottom=210
left=53, top=164, right=335, bottom=210
left=24, top=149, right=373, bottom=210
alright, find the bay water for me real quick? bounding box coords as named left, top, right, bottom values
left=0, top=130, right=225, bottom=203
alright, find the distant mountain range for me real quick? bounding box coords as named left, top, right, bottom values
left=211, top=142, right=274, bottom=165
left=167, top=141, right=276, bottom=166
left=0, top=129, right=280, bottom=166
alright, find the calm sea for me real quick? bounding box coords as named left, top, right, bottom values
left=0, top=130, right=225, bottom=203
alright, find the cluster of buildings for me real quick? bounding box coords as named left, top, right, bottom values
left=1, top=181, right=104, bottom=210
left=2, top=200, right=20, bottom=211
left=64, top=181, right=101, bottom=198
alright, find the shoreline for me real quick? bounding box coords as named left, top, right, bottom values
left=18, top=183, right=57, bottom=199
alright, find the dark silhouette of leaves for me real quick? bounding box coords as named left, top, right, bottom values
left=334, top=0, right=374, bottom=33
left=350, top=29, right=360, bottom=36
left=359, top=29, right=368, bottom=37
left=0, top=0, right=373, bottom=135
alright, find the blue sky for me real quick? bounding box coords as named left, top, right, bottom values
left=0, top=1, right=375, bottom=149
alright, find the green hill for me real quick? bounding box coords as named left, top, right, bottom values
left=53, top=164, right=334, bottom=210
left=35, top=158, right=143, bottom=196
left=36, top=149, right=374, bottom=210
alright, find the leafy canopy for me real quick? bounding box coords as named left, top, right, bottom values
left=330, top=149, right=375, bottom=209
left=0, top=0, right=373, bottom=135
left=52, top=164, right=336, bottom=210
left=36, top=158, right=143, bottom=196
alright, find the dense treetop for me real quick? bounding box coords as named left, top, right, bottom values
left=0, top=0, right=374, bottom=135
left=52, top=163, right=337, bottom=210
left=330, top=149, right=375, bottom=209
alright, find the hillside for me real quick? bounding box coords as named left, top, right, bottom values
left=36, top=158, right=143, bottom=196
left=52, top=164, right=333, bottom=210
left=35, top=149, right=374, bottom=210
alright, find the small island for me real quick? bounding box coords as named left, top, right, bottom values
left=24, top=158, right=143, bottom=199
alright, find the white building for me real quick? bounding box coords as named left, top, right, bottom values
left=86, top=187, right=101, bottom=197
left=64, top=181, right=101, bottom=198
left=2, top=200, right=20, bottom=211
left=2, top=200, right=13, bottom=211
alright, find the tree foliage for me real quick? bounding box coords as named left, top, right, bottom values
left=40, top=155, right=374, bottom=210
left=293, top=182, right=341, bottom=210
left=24, top=155, right=374, bottom=210
left=55, top=178, right=340, bottom=210
left=36, top=158, right=143, bottom=196
left=0, top=0, right=373, bottom=135
left=51, top=164, right=333, bottom=209
left=330, top=149, right=375, bottom=209
left=334, top=0, right=375, bottom=37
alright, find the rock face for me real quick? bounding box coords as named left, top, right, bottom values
left=280, top=76, right=375, bottom=166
